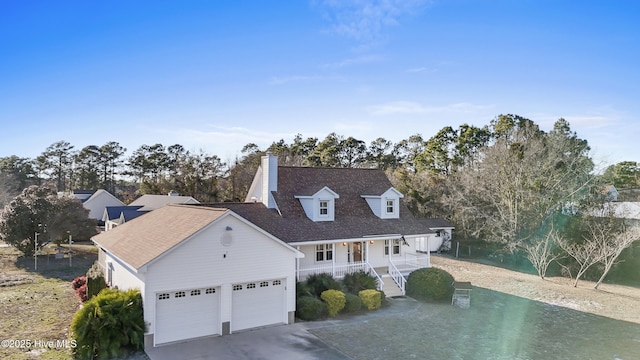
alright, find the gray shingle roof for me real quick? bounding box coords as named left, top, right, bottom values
left=200, top=166, right=451, bottom=243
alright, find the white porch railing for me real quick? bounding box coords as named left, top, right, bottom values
left=388, top=253, right=431, bottom=295
left=390, top=253, right=430, bottom=274
left=388, top=261, right=406, bottom=295
left=297, top=261, right=384, bottom=291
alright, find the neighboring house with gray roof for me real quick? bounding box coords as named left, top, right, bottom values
left=100, top=193, right=200, bottom=231
left=69, top=189, right=125, bottom=226
left=102, top=205, right=148, bottom=231
left=129, top=192, right=199, bottom=211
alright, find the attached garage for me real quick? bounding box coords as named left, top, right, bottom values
left=231, top=279, right=285, bottom=332
left=154, top=287, right=220, bottom=345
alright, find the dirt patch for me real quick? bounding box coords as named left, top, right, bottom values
left=0, top=243, right=98, bottom=360
left=431, top=254, right=640, bottom=324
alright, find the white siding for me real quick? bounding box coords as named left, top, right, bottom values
left=105, top=253, right=145, bottom=294
left=84, top=191, right=124, bottom=220
left=144, top=215, right=296, bottom=337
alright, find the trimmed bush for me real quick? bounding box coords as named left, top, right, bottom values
left=342, top=270, right=378, bottom=294
left=342, top=292, right=362, bottom=313
left=296, top=295, right=327, bottom=321
left=358, top=289, right=382, bottom=310
left=406, top=267, right=455, bottom=302
left=320, top=289, right=346, bottom=317
left=86, top=262, right=106, bottom=301
left=71, top=288, right=145, bottom=360
left=305, top=273, right=341, bottom=298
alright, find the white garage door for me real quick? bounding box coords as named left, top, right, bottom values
left=155, top=287, right=220, bottom=345
left=231, top=279, right=285, bottom=332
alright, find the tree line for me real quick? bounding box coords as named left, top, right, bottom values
left=1, top=114, right=639, bottom=287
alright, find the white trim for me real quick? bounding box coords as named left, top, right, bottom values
left=292, top=233, right=433, bottom=246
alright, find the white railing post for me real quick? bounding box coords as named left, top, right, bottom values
left=388, top=260, right=406, bottom=295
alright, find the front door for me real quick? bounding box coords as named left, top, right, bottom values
left=352, top=242, right=363, bottom=262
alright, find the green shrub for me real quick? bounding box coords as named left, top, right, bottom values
left=320, top=289, right=346, bottom=317
left=342, top=292, right=362, bottom=313
left=305, top=273, right=341, bottom=298
left=296, top=295, right=327, bottom=321
left=406, top=267, right=455, bottom=302
left=358, top=289, right=382, bottom=310
left=342, top=270, right=378, bottom=293
left=86, top=261, right=106, bottom=301
left=71, top=288, right=145, bottom=360
left=296, top=280, right=312, bottom=298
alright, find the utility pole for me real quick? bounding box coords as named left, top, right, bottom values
left=68, top=233, right=72, bottom=267
left=34, top=231, right=39, bottom=271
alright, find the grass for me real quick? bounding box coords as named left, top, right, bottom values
left=0, top=243, right=98, bottom=360
left=310, top=289, right=640, bottom=360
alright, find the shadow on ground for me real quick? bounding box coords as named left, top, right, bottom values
left=309, top=288, right=640, bottom=360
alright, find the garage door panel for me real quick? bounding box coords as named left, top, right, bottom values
left=155, top=287, right=219, bottom=345
left=232, top=279, right=285, bottom=332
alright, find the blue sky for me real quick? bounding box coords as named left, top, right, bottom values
left=1, top=0, right=638, bottom=168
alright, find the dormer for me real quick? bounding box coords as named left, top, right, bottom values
left=295, top=186, right=340, bottom=222
left=361, top=187, right=404, bottom=219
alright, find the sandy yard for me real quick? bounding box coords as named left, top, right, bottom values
left=431, top=254, right=640, bottom=324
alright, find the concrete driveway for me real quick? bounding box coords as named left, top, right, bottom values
left=144, top=297, right=419, bottom=360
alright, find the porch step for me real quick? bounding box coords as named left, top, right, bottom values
left=381, top=276, right=405, bottom=297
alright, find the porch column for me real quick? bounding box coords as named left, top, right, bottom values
left=332, top=243, right=336, bottom=277
left=296, top=246, right=300, bottom=281
left=365, top=241, right=369, bottom=263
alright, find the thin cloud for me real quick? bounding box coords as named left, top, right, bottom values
left=366, top=101, right=495, bottom=116
left=406, top=67, right=428, bottom=73
left=268, top=75, right=322, bottom=85
left=322, top=54, right=383, bottom=68
left=314, top=0, right=431, bottom=43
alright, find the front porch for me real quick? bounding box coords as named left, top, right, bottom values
left=296, top=253, right=430, bottom=296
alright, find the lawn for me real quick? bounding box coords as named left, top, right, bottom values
left=0, top=243, right=97, bottom=360
left=309, top=289, right=640, bottom=360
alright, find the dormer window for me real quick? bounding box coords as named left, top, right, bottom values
left=386, top=199, right=395, bottom=214
left=362, top=187, right=404, bottom=219
left=319, top=201, right=329, bottom=216
left=295, top=186, right=340, bottom=222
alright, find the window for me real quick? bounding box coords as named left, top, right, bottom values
left=233, top=284, right=243, bottom=291
left=273, top=280, right=281, bottom=286
left=385, top=239, right=401, bottom=255
left=319, top=200, right=329, bottom=216
left=158, top=293, right=170, bottom=300
left=205, top=288, right=216, bottom=294
left=175, top=291, right=186, bottom=298
left=190, top=289, right=201, bottom=296
left=247, top=283, right=256, bottom=289
left=386, top=199, right=395, bottom=213
left=260, top=281, right=269, bottom=287
left=315, top=243, right=333, bottom=262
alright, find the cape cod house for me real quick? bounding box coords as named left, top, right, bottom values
left=91, top=153, right=452, bottom=348
left=213, top=153, right=453, bottom=294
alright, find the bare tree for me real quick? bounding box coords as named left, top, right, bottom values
left=557, top=215, right=640, bottom=288
left=556, top=233, right=602, bottom=287
left=522, top=223, right=565, bottom=279
left=592, top=223, right=640, bottom=289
